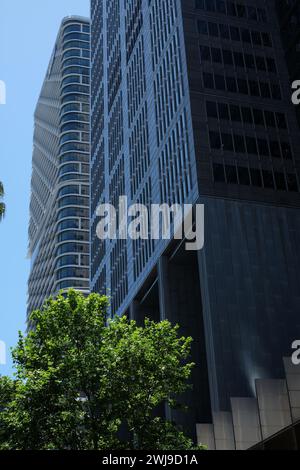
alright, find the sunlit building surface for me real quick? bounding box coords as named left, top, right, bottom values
left=28, top=17, right=90, bottom=317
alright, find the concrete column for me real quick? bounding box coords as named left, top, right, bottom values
left=231, top=398, right=262, bottom=450
left=213, top=412, right=236, bottom=450
left=157, top=254, right=211, bottom=439
left=284, top=357, right=300, bottom=422
left=196, top=423, right=216, bottom=450
left=256, top=379, right=292, bottom=440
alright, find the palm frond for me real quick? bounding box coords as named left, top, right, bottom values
left=0, top=181, right=5, bottom=220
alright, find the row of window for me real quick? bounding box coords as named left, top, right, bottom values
left=203, top=72, right=282, bottom=100
left=59, top=162, right=89, bottom=177
left=60, top=112, right=89, bottom=125
left=62, top=75, right=89, bottom=87
left=209, top=130, right=293, bottom=160
left=200, top=45, right=277, bottom=74
left=60, top=131, right=89, bottom=145
left=57, top=218, right=89, bottom=232
left=195, top=0, right=268, bottom=23
left=197, top=19, right=272, bottom=48
left=213, top=163, right=299, bottom=192
left=56, top=243, right=89, bottom=256
left=59, top=142, right=89, bottom=154
left=56, top=267, right=89, bottom=281
left=56, top=279, right=89, bottom=290
left=63, top=23, right=90, bottom=36
left=57, top=207, right=89, bottom=221
left=63, top=48, right=90, bottom=61
left=63, top=66, right=90, bottom=78
left=61, top=102, right=89, bottom=115
left=64, top=32, right=90, bottom=43
left=58, top=195, right=89, bottom=209
left=63, top=40, right=90, bottom=52
left=57, top=230, right=89, bottom=243
left=58, top=185, right=88, bottom=198
left=206, top=101, right=287, bottom=130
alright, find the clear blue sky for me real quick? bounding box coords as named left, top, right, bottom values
left=0, top=0, right=89, bottom=375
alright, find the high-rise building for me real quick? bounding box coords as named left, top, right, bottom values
left=90, top=0, right=300, bottom=436
left=28, top=16, right=91, bottom=317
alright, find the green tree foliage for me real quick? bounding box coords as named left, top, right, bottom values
left=0, top=182, right=5, bottom=221
left=0, top=290, right=205, bottom=450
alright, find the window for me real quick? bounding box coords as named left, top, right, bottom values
left=219, top=24, right=230, bottom=39
left=206, top=101, right=218, bottom=118
left=271, top=84, right=281, bottom=100
left=203, top=72, right=214, bottom=88
left=208, top=22, right=219, bottom=36
left=200, top=45, right=211, bottom=62
left=222, top=132, right=234, bottom=151
left=266, top=58, right=276, bottom=73
left=263, top=170, right=274, bottom=189
left=198, top=20, right=208, bottom=35
left=226, top=76, right=237, bottom=92
left=212, top=47, right=222, bottom=63
left=223, top=49, right=233, bottom=65
left=237, top=79, right=248, bottom=94
left=281, top=142, right=292, bottom=160
left=286, top=174, right=298, bottom=192
left=257, top=139, right=269, bottom=156
left=256, top=56, right=266, bottom=72
left=275, top=172, right=286, bottom=191
left=238, top=166, right=250, bottom=185
left=215, top=74, right=226, bottom=90
left=260, top=82, right=271, bottom=99
left=276, top=113, right=287, bottom=129
left=250, top=168, right=262, bottom=187
left=264, top=111, right=276, bottom=127
left=262, top=33, right=272, bottom=47
left=246, top=136, right=258, bottom=154
left=244, top=54, right=255, bottom=69
left=213, top=163, right=226, bottom=182
left=234, top=52, right=245, bottom=68
left=234, top=134, right=246, bottom=153
left=209, top=131, right=222, bottom=149
left=253, top=109, right=264, bottom=126
left=251, top=31, right=262, bottom=46
left=241, top=107, right=253, bottom=124
left=216, top=0, right=226, bottom=13
left=230, top=105, right=241, bottom=122
left=206, top=0, right=216, bottom=12
left=218, top=103, right=230, bottom=120
left=249, top=80, right=260, bottom=96
left=226, top=165, right=238, bottom=183
left=241, top=28, right=251, bottom=43
left=270, top=140, right=281, bottom=158
left=230, top=26, right=240, bottom=41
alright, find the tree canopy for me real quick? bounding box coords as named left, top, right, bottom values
left=0, top=290, right=205, bottom=450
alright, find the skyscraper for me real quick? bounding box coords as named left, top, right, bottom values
left=90, top=0, right=300, bottom=434
left=28, top=16, right=91, bottom=317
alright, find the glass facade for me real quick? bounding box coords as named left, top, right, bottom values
left=28, top=17, right=90, bottom=317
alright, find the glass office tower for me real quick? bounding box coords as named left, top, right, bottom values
left=28, top=17, right=90, bottom=317
left=90, top=0, right=300, bottom=435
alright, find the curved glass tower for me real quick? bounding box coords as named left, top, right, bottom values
left=28, top=16, right=90, bottom=317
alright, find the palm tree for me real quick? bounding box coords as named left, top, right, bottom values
left=0, top=181, right=5, bottom=221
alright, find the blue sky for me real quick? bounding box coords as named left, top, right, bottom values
left=0, top=0, right=89, bottom=375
